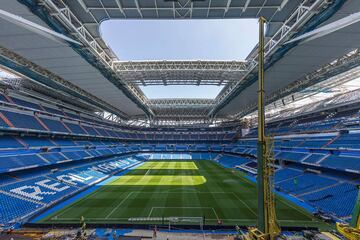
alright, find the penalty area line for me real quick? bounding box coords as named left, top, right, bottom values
left=231, top=192, right=257, bottom=217
left=211, top=208, right=219, bottom=221
left=50, top=217, right=318, bottom=224
left=105, top=192, right=133, bottom=219
left=148, top=206, right=219, bottom=220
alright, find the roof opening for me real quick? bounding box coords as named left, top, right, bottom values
left=100, top=19, right=258, bottom=61
left=140, top=85, right=223, bottom=99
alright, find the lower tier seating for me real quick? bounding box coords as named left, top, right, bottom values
left=0, top=156, right=141, bottom=225
left=215, top=155, right=358, bottom=221
left=276, top=173, right=337, bottom=195
left=301, top=183, right=358, bottom=217
left=0, top=192, right=43, bottom=224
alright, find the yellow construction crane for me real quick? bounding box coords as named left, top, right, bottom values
left=248, top=137, right=280, bottom=240
left=248, top=17, right=280, bottom=240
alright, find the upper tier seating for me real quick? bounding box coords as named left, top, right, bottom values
left=0, top=110, right=45, bottom=131
left=0, top=135, right=138, bottom=174
left=276, top=151, right=309, bottom=162
left=321, top=155, right=360, bottom=172
left=11, top=97, right=43, bottom=111
left=64, top=122, right=87, bottom=135
left=217, top=155, right=250, bottom=168
left=0, top=92, right=238, bottom=141
left=274, top=168, right=303, bottom=182
left=246, top=109, right=360, bottom=137
left=0, top=154, right=47, bottom=172
left=235, top=128, right=360, bottom=174
left=303, top=154, right=326, bottom=164
left=328, top=133, right=360, bottom=149
left=0, top=136, right=24, bottom=149
left=39, top=117, right=69, bottom=133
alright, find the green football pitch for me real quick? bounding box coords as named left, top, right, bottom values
left=38, top=160, right=331, bottom=228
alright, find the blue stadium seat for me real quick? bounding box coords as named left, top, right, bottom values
left=0, top=136, right=24, bottom=149
left=302, top=183, right=357, bottom=217
left=39, top=152, right=68, bottom=163
left=321, top=155, right=360, bottom=172
left=42, top=106, right=64, bottom=116
left=303, top=154, right=326, bottom=164
left=0, top=193, right=43, bottom=224
left=277, top=173, right=337, bottom=195
left=40, top=118, right=69, bottom=133
left=64, top=122, right=87, bottom=134
left=22, top=137, right=55, bottom=147
left=11, top=97, right=42, bottom=111
left=0, top=154, right=47, bottom=173
left=275, top=168, right=303, bottom=182
left=1, top=110, right=45, bottom=131
left=82, top=125, right=98, bottom=136
left=275, top=151, right=309, bottom=162
left=0, top=176, right=77, bottom=203
left=217, top=155, right=250, bottom=168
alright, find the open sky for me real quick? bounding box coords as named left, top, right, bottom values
left=100, top=19, right=258, bottom=98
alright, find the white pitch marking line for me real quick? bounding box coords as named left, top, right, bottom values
left=54, top=187, right=107, bottom=218
left=277, top=197, right=313, bottom=220
left=231, top=192, right=257, bottom=217
left=52, top=217, right=318, bottom=224
left=148, top=207, right=155, bottom=218
left=133, top=191, right=235, bottom=194
left=151, top=207, right=213, bottom=208
left=211, top=208, right=219, bottom=221
left=148, top=207, right=219, bottom=220
left=105, top=192, right=133, bottom=219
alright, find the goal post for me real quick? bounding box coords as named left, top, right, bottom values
left=128, top=216, right=204, bottom=229
left=167, top=216, right=204, bottom=230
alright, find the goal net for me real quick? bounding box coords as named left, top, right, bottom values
left=167, top=216, right=204, bottom=230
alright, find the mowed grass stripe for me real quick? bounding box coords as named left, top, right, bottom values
left=40, top=160, right=331, bottom=229
left=137, top=161, right=197, bottom=170
left=109, top=175, right=206, bottom=186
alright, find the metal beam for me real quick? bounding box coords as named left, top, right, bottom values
left=0, top=47, right=129, bottom=120
left=40, top=0, right=152, bottom=115
left=114, top=0, right=126, bottom=17
left=148, top=98, right=215, bottom=106
left=209, top=0, right=332, bottom=117
left=278, top=0, right=289, bottom=11
left=243, top=0, right=251, bottom=12
left=114, top=60, right=248, bottom=86
left=76, top=0, right=88, bottom=12
left=257, top=16, right=267, bottom=233
left=234, top=48, right=360, bottom=118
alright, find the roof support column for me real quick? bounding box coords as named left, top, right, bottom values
left=257, top=16, right=267, bottom=234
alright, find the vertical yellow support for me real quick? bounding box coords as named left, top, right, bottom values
left=256, top=17, right=280, bottom=240
left=265, top=137, right=281, bottom=239
left=257, top=16, right=267, bottom=234
left=336, top=187, right=360, bottom=239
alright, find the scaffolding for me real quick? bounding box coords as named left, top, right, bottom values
left=250, top=17, right=280, bottom=240
left=336, top=188, right=360, bottom=240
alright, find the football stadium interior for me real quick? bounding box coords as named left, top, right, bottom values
left=0, top=0, right=360, bottom=239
